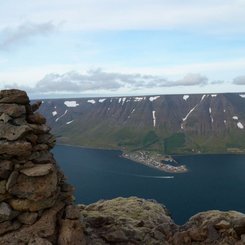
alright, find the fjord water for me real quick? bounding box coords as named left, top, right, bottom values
left=53, top=145, right=245, bottom=224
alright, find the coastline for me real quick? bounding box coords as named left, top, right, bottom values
left=122, top=151, right=188, bottom=174
left=56, top=142, right=245, bottom=156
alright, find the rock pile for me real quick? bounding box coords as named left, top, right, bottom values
left=0, top=89, right=85, bottom=244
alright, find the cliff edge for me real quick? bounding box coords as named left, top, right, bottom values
left=0, top=89, right=244, bottom=245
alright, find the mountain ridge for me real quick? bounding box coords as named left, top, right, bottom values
left=38, top=92, right=245, bottom=154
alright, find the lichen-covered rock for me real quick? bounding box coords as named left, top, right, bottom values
left=80, top=197, right=175, bottom=245
left=171, top=210, right=245, bottom=244
left=58, top=219, right=86, bottom=245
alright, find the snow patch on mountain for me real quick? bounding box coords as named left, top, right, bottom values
left=134, top=97, right=145, bottom=102
left=55, top=110, right=68, bottom=122
left=87, top=99, right=96, bottom=104
left=64, top=101, right=79, bottom=107
left=66, top=120, right=74, bottom=125
left=183, top=95, right=189, bottom=101
left=237, top=122, right=244, bottom=129
left=99, top=99, right=106, bottom=103
left=152, top=111, right=156, bottom=127
left=52, top=111, right=57, bottom=116
left=149, top=96, right=160, bottom=102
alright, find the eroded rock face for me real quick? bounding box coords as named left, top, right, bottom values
left=0, top=89, right=85, bottom=244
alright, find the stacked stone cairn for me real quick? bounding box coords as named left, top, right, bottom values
left=0, top=89, right=85, bottom=244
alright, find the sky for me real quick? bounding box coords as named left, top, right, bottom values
left=0, top=0, right=245, bottom=98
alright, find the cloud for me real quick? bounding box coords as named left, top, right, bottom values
left=3, top=69, right=209, bottom=95
left=0, top=22, right=57, bottom=50
left=233, top=76, right=245, bottom=85
left=171, top=74, right=208, bottom=87
left=210, top=80, right=225, bottom=84
left=1, top=0, right=245, bottom=34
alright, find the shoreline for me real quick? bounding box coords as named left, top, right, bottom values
left=56, top=142, right=245, bottom=156
left=122, top=151, right=188, bottom=174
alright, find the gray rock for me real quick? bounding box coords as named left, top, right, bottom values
left=0, top=141, right=32, bottom=156
left=20, top=164, right=54, bottom=177
left=8, top=170, right=57, bottom=201
left=0, top=103, right=25, bottom=118
left=30, top=101, right=42, bottom=113
left=29, top=151, right=54, bottom=164
left=0, top=202, right=16, bottom=222
left=58, top=219, right=86, bottom=245
left=6, top=171, right=19, bottom=191
left=33, top=144, right=49, bottom=151
left=28, top=124, right=50, bottom=135
left=28, top=237, right=52, bottom=245
left=0, top=220, right=21, bottom=236
left=9, top=194, right=58, bottom=212
left=0, top=89, right=29, bottom=104
left=0, top=113, right=12, bottom=123
left=0, top=160, right=13, bottom=179
left=233, top=216, right=245, bottom=236
left=17, top=212, right=38, bottom=225
left=27, top=113, right=46, bottom=125
left=65, top=205, right=81, bottom=220
left=0, top=122, right=32, bottom=141
left=0, top=180, right=6, bottom=194
left=0, top=201, right=64, bottom=243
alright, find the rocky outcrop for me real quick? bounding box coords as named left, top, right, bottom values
left=0, top=89, right=85, bottom=244
left=80, top=197, right=176, bottom=245
left=80, top=197, right=245, bottom=245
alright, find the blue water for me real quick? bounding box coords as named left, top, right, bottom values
left=53, top=145, right=245, bottom=224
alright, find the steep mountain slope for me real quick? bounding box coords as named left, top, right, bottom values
left=39, top=93, right=245, bottom=153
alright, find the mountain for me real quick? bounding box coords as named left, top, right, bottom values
left=38, top=92, right=245, bottom=154
left=1, top=89, right=245, bottom=244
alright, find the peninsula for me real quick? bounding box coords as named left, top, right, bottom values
left=122, top=151, right=188, bottom=173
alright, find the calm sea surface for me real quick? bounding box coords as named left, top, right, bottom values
left=53, top=145, right=245, bottom=224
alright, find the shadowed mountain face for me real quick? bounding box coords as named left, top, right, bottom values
left=38, top=93, right=245, bottom=153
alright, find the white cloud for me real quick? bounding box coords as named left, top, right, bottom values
left=0, top=22, right=57, bottom=50
left=0, top=0, right=245, bottom=33
left=233, top=76, right=245, bottom=85
left=3, top=69, right=209, bottom=96
left=172, top=74, right=208, bottom=86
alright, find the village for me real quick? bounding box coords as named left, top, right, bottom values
left=122, top=151, right=188, bottom=174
